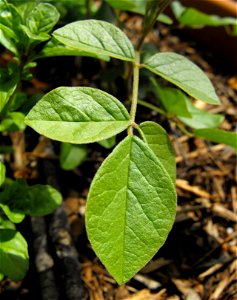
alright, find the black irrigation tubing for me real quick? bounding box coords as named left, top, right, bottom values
left=31, top=216, right=59, bottom=300
left=43, top=157, right=86, bottom=300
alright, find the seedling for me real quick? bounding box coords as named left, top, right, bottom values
left=0, top=0, right=236, bottom=284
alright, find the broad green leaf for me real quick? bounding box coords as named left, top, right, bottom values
left=0, top=179, right=62, bottom=218
left=53, top=20, right=135, bottom=61
left=105, top=0, right=173, bottom=24
left=98, top=135, right=116, bottom=149
left=178, top=99, right=224, bottom=129
left=150, top=78, right=191, bottom=117
left=86, top=136, right=176, bottom=284
left=0, top=112, right=26, bottom=132
left=172, top=1, right=237, bottom=28
left=60, top=143, right=88, bottom=170
left=37, top=38, right=109, bottom=61
left=0, top=273, right=4, bottom=281
left=194, top=128, right=237, bottom=150
left=0, top=65, right=19, bottom=113
left=22, top=185, right=62, bottom=216
left=144, top=52, right=220, bottom=105
left=0, top=229, right=29, bottom=281
left=139, top=121, right=176, bottom=183
left=0, top=162, right=6, bottom=187
left=25, top=87, right=130, bottom=144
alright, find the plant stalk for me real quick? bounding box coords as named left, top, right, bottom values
left=128, top=52, right=140, bottom=135
left=137, top=99, right=166, bottom=116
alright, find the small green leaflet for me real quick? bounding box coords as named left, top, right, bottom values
left=0, top=162, right=6, bottom=187
left=98, top=135, right=116, bottom=149
left=139, top=121, right=176, bottom=183
left=172, top=1, right=237, bottom=28
left=86, top=136, right=176, bottom=284
left=178, top=99, right=224, bottom=129
left=0, top=229, right=29, bottom=281
left=60, top=143, right=88, bottom=170
left=150, top=79, right=223, bottom=128
left=194, top=128, right=237, bottom=151
left=53, top=20, right=135, bottom=62
left=144, top=52, right=220, bottom=105
left=25, top=87, right=130, bottom=144
left=20, top=3, right=60, bottom=42
left=150, top=78, right=191, bottom=117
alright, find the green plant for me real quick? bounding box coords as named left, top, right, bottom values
left=0, top=161, right=62, bottom=280
left=0, top=0, right=64, bottom=281
left=171, top=0, right=237, bottom=35
left=1, top=0, right=236, bottom=285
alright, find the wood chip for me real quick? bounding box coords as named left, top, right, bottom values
left=176, top=179, right=211, bottom=198
left=124, top=288, right=167, bottom=300
left=212, top=203, right=237, bottom=222
left=198, top=263, right=223, bottom=279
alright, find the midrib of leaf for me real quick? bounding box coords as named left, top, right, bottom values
left=57, top=36, right=132, bottom=61
left=122, top=137, right=133, bottom=281
left=26, top=120, right=129, bottom=124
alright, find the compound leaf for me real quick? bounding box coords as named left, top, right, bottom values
left=53, top=20, right=135, bottom=61
left=0, top=229, right=29, bottom=281
left=144, top=52, right=220, bottom=105
left=25, top=87, right=130, bottom=144
left=194, top=128, right=237, bottom=150
left=86, top=136, right=176, bottom=284
left=139, top=121, right=176, bottom=183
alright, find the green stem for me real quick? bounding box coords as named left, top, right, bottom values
left=137, top=100, right=167, bottom=116
left=175, top=121, right=194, bottom=137
left=128, top=52, right=140, bottom=135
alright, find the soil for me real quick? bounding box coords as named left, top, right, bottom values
left=0, top=13, right=236, bottom=300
